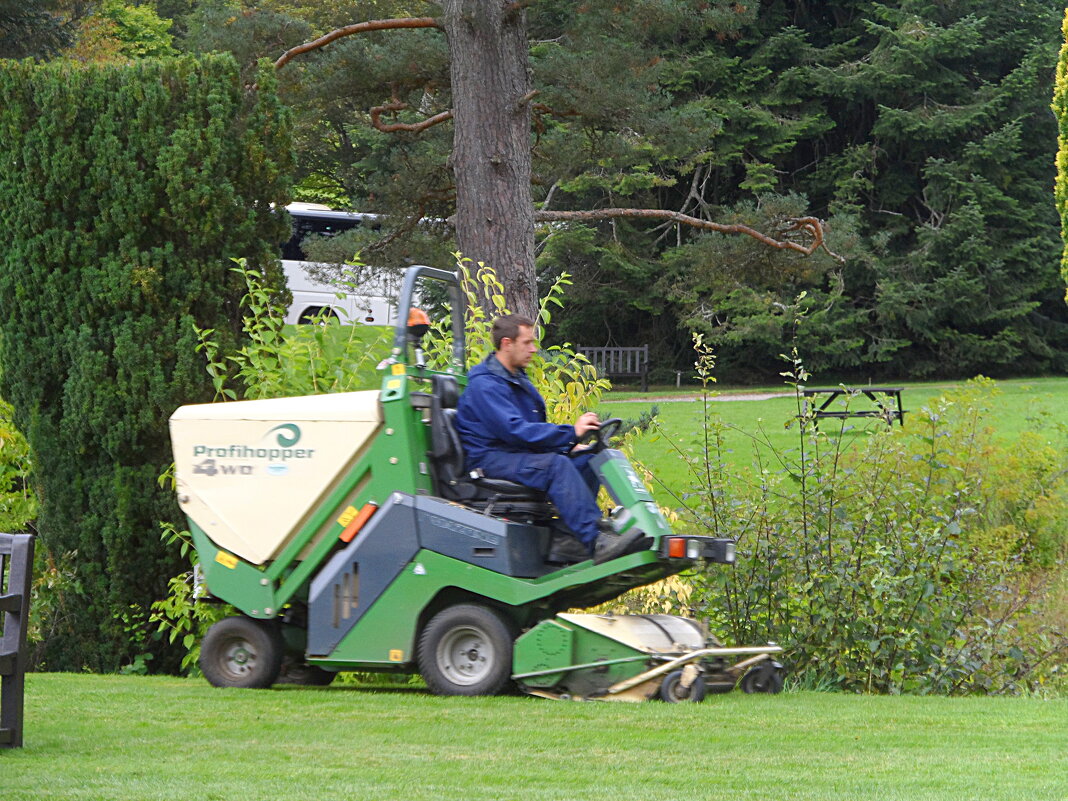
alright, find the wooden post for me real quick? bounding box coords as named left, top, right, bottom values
left=0, top=533, right=34, bottom=748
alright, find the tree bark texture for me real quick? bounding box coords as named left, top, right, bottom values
left=441, top=0, right=537, bottom=319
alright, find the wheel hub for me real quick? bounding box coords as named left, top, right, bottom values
left=224, top=640, right=257, bottom=675
left=438, top=626, right=494, bottom=686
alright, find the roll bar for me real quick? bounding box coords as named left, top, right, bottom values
left=391, top=265, right=466, bottom=370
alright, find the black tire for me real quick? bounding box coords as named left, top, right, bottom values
left=297, top=306, right=339, bottom=325
left=277, top=658, right=337, bottom=686
left=417, top=604, right=515, bottom=696
left=200, top=616, right=284, bottom=689
left=740, top=663, right=784, bottom=694
left=659, top=669, right=708, bottom=703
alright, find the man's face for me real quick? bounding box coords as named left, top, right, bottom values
left=499, top=325, right=537, bottom=370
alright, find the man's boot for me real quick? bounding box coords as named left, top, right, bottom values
left=547, top=532, right=592, bottom=564
left=593, top=523, right=646, bottom=565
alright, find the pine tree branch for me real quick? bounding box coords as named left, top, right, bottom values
left=369, top=101, right=453, bottom=133
left=274, top=18, right=442, bottom=70
left=533, top=208, right=844, bottom=262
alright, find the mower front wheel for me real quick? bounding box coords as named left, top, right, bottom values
left=740, top=662, right=784, bottom=694
left=418, top=604, right=515, bottom=696
left=659, top=669, right=707, bottom=703
left=200, top=616, right=284, bottom=689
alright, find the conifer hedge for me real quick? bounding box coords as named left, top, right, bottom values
left=0, top=54, right=292, bottom=671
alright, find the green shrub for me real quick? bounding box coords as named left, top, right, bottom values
left=1054, top=7, right=1068, bottom=302
left=0, top=396, right=35, bottom=533
left=194, top=260, right=389, bottom=401
left=0, top=54, right=292, bottom=671
left=663, top=342, right=1067, bottom=694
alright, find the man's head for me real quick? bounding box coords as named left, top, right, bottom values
left=492, top=314, right=537, bottom=372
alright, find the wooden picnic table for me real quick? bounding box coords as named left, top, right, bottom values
left=802, top=386, right=906, bottom=427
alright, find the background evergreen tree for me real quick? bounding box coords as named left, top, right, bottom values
left=0, top=54, right=292, bottom=670
left=540, top=0, right=1068, bottom=378
left=0, top=0, right=75, bottom=58
left=165, top=1, right=1067, bottom=381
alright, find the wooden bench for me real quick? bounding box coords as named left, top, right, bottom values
left=1, top=533, right=34, bottom=749
left=577, top=345, right=650, bottom=392
left=802, top=386, right=906, bottom=428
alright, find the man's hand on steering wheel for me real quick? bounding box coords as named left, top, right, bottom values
left=573, top=415, right=623, bottom=454
left=574, top=412, right=600, bottom=440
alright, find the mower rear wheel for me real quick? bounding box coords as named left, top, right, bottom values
left=200, top=616, right=284, bottom=689
left=740, top=663, right=784, bottom=694
left=659, top=669, right=707, bottom=703
left=418, top=604, right=515, bottom=696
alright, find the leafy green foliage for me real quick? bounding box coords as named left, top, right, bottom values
left=194, top=260, right=389, bottom=400
left=168, top=0, right=1068, bottom=380
left=1054, top=7, right=1068, bottom=305
left=0, top=0, right=74, bottom=58
left=0, top=55, right=292, bottom=671
left=70, top=0, right=178, bottom=61
left=0, top=395, right=36, bottom=532
left=541, top=1, right=1068, bottom=379
left=666, top=345, right=1067, bottom=694
left=423, top=257, right=611, bottom=424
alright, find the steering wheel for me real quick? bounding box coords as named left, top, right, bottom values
left=576, top=417, right=623, bottom=454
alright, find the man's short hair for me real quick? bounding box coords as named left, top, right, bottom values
left=492, top=314, right=536, bottom=350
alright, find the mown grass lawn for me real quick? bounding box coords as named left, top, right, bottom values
left=2, top=674, right=1066, bottom=801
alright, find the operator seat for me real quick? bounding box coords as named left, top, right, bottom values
left=427, top=374, right=556, bottom=519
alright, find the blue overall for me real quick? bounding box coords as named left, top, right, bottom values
left=454, top=354, right=602, bottom=547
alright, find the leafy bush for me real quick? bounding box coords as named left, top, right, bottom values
left=0, top=396, right=35, bottom=534
left=194, top=260, right=389, bottom=401
left=1054, top=7, right=1068, bottom=301
left=659, top=341, right=1067, bottom=695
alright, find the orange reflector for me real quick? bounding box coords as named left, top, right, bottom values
left=339, top=503, right=378, bottom=543
left=667, top=537, right=687, bottom=558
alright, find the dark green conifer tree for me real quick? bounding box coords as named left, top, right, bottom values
left=0, top=54, right=292, bottom=670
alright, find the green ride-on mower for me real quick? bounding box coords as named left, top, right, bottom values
left=169, top=265, right=783, bottom=701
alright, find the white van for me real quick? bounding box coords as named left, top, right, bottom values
left=281, top=203, right=397, bottom=326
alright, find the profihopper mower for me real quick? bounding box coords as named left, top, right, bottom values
left=169, top=266, right=783, bottom=701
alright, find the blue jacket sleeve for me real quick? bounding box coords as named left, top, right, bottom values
left=465, top=375, right=575, bottom=453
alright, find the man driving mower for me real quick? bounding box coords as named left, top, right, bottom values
left=454, top=314, right=646, bottom=564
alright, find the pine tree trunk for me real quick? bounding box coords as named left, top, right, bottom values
left=441, top=0, right=537, bottom=319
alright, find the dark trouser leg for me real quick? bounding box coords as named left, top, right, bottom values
left=474, top=450, right=602, bottom=546
left=567, top=450, right=602, bottom=499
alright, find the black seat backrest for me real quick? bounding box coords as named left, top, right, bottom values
left=429, top=374, right=468, bottom=491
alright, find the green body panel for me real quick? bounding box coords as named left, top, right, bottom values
left=512, top=619, right=574, bottom=687
left=596, top=454, right=674, bottom=543
left=513, top=617, right=651, bottom=692
left=192, top=523, right=275, bottom=617
left=308, top=547, right=681, bottom=669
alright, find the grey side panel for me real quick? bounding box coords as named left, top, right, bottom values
left=413, top=496, right=551, bottom=578
left=307, top=494, right=420, bottom=656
